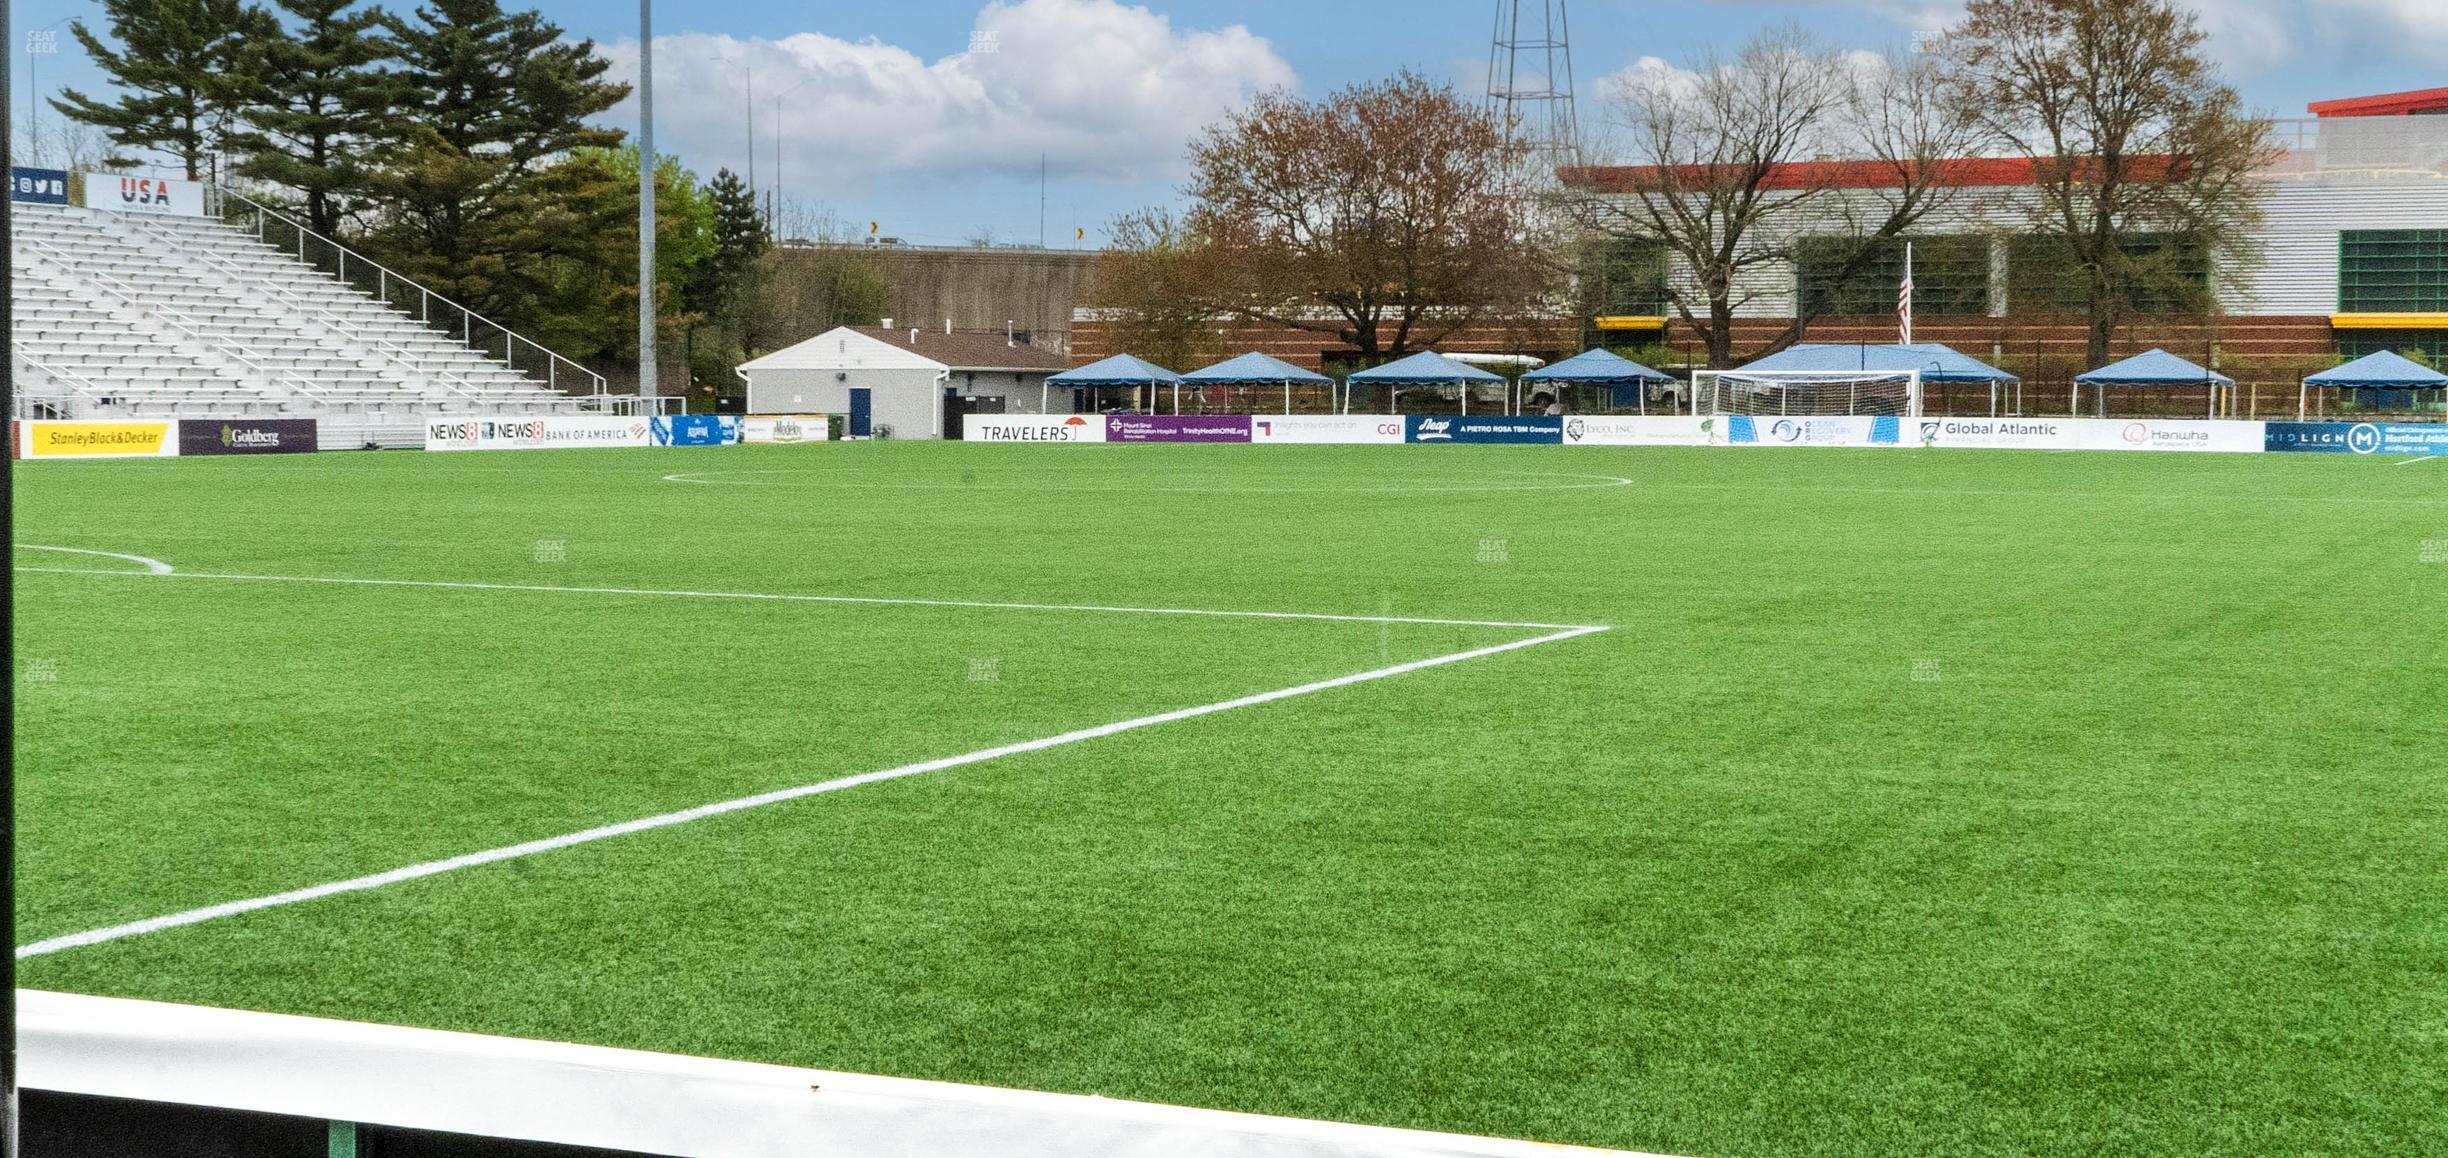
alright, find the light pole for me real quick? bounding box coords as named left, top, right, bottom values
left=638, top=0, right=656, bottom=402
left=770, top=74, right=815, bottom=234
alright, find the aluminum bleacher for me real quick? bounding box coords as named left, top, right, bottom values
left=11, top=200, right=643, bottom=445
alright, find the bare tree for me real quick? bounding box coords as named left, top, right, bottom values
left=1944, top=0, right=2275, bottom=366
left=1572, top=28, right=1986, bottom=368
left=1087, top=208, right=1224, bottom=370
left=1183, top=71, right=1552, bottom=361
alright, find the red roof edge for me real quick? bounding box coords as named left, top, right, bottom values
left=2308, top=87, right=2448, bottom=118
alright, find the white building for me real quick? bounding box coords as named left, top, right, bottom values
left=736, top=325, right=1076, bottom=439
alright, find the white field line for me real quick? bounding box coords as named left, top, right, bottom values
left=9, top=559, right=1593, bottom=632
left=13, top=545, right=175, bottom=574
left=13, top=548, right=1611, bottom=958
left=2395, top=455, right=2442, bottom=466
left=19, top=624, right=1607, bottom=959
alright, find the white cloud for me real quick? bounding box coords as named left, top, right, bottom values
left=1745, top=0, right=2448, bottom=76
left=599, top=0, right=1295, bottom=198
left=2324, top=0, right=2448, bottom=47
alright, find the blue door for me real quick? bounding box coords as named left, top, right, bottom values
left=848, top=388, right=873, bottom=437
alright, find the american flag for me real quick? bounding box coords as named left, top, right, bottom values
left=1898, top=241, right=1915, bottom=346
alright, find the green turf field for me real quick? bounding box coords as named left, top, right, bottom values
left=12, top=443, right=2446, bottom=1157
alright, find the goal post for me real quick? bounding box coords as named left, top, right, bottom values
left=1691, top=369, right=1924, bottom=418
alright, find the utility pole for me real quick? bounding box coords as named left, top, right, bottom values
left=638, top=0, right=656, bottom=402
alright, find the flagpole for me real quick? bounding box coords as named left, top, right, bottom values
left=1899, top=241, right=1914, bottom=347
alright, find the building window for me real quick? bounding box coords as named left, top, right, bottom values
left=2006, top=233, right=2209, bottom=317
left=2339, top=229, right=2448, bottom=313
left=1581, top=238, right=1669, bottom=317
left=1797, top=235, right=1989, bottom=317
left=2338, top=328, right=2448, bottom=364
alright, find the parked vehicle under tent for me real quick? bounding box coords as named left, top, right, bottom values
left=1520, top=349, right=1676, bottom=415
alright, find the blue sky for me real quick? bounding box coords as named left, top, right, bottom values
left=12, top=0, right=2444, bottom=246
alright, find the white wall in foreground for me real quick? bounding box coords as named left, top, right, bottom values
left=19, top=991, right=1668, bottom=1158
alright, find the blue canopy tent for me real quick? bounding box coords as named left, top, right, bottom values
left=1521, top=349, right=1673, bottom=414
left=2074, top=349, right=2235, bottom=418
left=2299, top=350, right=2448, bottom=420
left=1044, top=354, right=1180, bottom=414
left=1345, top=351, right=1507, bottom=415
left=1180, top=352, right=1336, bottom=415
left=1719, top=343, right=2020, bottom=416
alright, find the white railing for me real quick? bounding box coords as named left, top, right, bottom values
left=10, top=355, right=109, bottom=418
left=23, top=238, right=310, bottom=405
left=217, top=190, right=610, bottom=399
left=115, top=214, right=491, bottom=408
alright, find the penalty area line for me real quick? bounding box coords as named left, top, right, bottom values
left=16, top=622, right=1609, bottom=960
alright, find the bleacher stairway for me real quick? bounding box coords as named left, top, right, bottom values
left=11, top=204, right=601, bottom=443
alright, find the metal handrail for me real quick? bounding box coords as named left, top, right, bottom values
left=117, top=215, right=491, bottom=407
left=217, top=190, right=608, bottom=398
left=24, top=238, right=310, bottom=403
left=10, top=354, right=109, bottom=417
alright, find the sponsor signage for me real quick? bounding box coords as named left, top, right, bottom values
left=1911, top=418, right=2080, bottom=451
left=10, top=167, right=69, bottom=205
left=2075, top=419, right=2264, bottom=454
left=1405, top=415, right=1563, bottom=444
left=87, top=172, right=209, bottom=216
left=964, top=414, right=1105, bottom=443
left=1726, top=415, right=1901, bottom=447
left=177, top=418, right=317, bottom=456
left=424, top=416, right=652, bottom=452
left=1249, top=414, right=1407, bottom=444
left=16, top=421, right=180, bottom=459
left=1106, top=414, right=1252, bottom=443
left=651, top=415, right=738, bottom=447
left=741, top=415, right=830, bottom=444
left=2264, top=422, right=2448, bottom=456
left=1561, top=415, right=1715, bottom=447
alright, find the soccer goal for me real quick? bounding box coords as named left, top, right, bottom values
left=1691, top=370, right=1924, bottom=418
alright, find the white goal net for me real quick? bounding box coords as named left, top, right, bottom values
left=1692, top=370, right=1923, bottom=417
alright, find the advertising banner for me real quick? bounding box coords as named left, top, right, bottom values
left=1405, top=415, right=1564, bottom=444
left=1724, top=415, right=1901, bottom=447
left=2071, top=419, right=2265, bottom=454
left=17, top=421, right=180, bottom=459
left=424, top=416, right=652, bottom=452
left=1909, top=417, right=2082, bottom=451
left=651, top=415, right=738, bottom=447
left=2264, top=422, right=2448, bottom=456
left=1249, top=414, right=1407, bottom=444
left=740, top=415, right=829, bottom=444
left=1561, top=415, right=1715, bottom=447
left=10, top=167, right=69, bottom=205
left=177, top=418, right=318, bottom=456
left=1105, top=414, right=1252, bottom=443
left=87, top=172, right=209, bottom=216
left=964, top=414, right=1105, bottom=443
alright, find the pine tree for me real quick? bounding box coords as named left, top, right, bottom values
left=53, top=0, right=268, bottom=179
left=364, top=0, right=628, bottom=321
left=707, top=168, right=770, bottom=280
left=227, top=0, right=399, bottom=237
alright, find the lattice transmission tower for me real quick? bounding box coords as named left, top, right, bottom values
left=1486, top=0, right=1581, bottom=175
